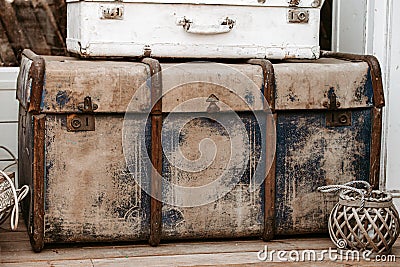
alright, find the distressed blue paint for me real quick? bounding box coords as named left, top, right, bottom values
left=161, top=112, right=265, bottom=236
left=327, top=87, right=335, bottom=99
left=146, top=78, right=152, bottom=94
left=351, top=69, right=374, bottom=106
left=244, top=92, right=255, bottom=106
left=275, top=109, right=372, bottom=235
left=40, top=73, right=47, bottom=110
left=162, top=208, right=184, bottom=227
left=44, top=159, right=53, bottom=211
left=131, top=116, right=152, bottom=230
left=141, top=117, right=152, bottom=229
left=55, top=90, right=70, bottom=108
left=364, top=68, right=374, bottom=106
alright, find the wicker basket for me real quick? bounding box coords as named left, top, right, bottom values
left=319, top=181, right=400, bottom=255
left=0, top=171, right=17, bottom=224
left=0, top=146, right=29, bottom=230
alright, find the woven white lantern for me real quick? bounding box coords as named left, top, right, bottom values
left=319, top=181, right=400, bottom=255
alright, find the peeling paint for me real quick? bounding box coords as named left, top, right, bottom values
left=274, top=59, right=372, bottom=110
left=161, top=114, right=265, bottom=239
left=275, top=109, right=372, bottom=235
left=44, top=115, right=151, bottom=243
left=55, top=90, right=70, bottom=108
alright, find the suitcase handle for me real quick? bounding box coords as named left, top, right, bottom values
left=176, top=17, right=235, bottom=35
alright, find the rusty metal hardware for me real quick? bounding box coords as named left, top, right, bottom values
left=101, top=5, right=124, bottom=20
left=177, top=16, right=235, bottom=31
left=324, top=89, right=351, bottom=127
left=288, top=10, right=309, bottom=23
left=289, top=0, right=301, bottom=7
left=67, top=114, right=95, bottom=131
left=311, top=0, right=321, bottom=7
left=220, top=17, right=236, bottom=29
left=143, top=45, right=152, bottom=57
left=326, top=111, right=352, bottom=127
left=323, top=90, right=340, bottom=110
left=67, top=96, right=97, bottom=132
left=206, top=94, right=221, bottom=113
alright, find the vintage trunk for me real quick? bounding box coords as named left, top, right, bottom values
left=273, top=52, right=384, bottom=235
left=17, top=50, right=275, bottom=251
left=17, top=50, right=384, bottom=251
left=66, top=0, right=325, bottom=59
left=17, top=50, right=154, bottom=252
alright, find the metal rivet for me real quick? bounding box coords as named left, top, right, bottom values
left=312, top=0, right=321, bottom=8
left=71, top=118, right=82, bottom=129
left=298, top=12, right=307, bottom=21
left=339, top=115, right=348, bottom=124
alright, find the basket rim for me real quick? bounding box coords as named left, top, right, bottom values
left=339, top=189, right=392, bottom=203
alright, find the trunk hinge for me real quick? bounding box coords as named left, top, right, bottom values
left=67, top=96, right=98, bottom=131
left=324, top=88, right=352, bottom=127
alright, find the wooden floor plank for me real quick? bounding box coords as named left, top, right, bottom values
left=0, top=240, right=32, bottom=252
left=0, top=239, right=334, bottom=263
left=3, top=259, right=93, bottom=267
left=0, top=218, right=399, bottom=267
left=0, top=231, right=29, bottom=242
left=92, top=252, right=260, bottom=267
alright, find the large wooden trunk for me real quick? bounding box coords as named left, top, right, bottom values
left=17, top=50, right=384, bottom=252
left=17, top=51, right=153, bottom=251
left=17, top=50, right=275, bottom=251
left=66, top=0, right=325, bottom=59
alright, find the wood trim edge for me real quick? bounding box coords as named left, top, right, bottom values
left=22, top=49, right=45, bottom=114
left=31, top=114, right=46, bottom=252
left=247, top=59, right=276, bottom=240
left=370, top=107, right=382, bottom=190
left=142, top=58, right=163, bottom=247
left=247, top=59, right=276, bottom=112
left=263, top=113, right=276, bottom=241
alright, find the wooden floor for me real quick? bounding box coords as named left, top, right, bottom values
left=1, top=219, right=399, bottom=266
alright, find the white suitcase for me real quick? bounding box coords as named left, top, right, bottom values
left=66, top=0, right=325, bottom=59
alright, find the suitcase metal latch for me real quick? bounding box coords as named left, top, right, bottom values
left=324, top=89, right=352, bottom=127
left=288, top=10, right=309, bottom=24
left=100, top=5, right=124, bottom=20
left=67, top=96, right=98, bottom=132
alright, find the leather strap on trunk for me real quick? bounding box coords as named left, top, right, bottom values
left=247, top=59, right=276, bottom=241
left=142, top=58, right=163, bottom=246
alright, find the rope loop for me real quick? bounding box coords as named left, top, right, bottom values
left=318, top=181, right=372, bottom=209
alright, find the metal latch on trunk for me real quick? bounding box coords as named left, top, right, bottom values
left=67, top=96, right=98, bottom=132
left=324, top=89, right=352, bottom=127
left=288, top=10, right=309, bottom=23
left=100, top=5, right=124, bottom=20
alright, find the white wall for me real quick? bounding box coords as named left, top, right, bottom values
left=332, top=0, right=368, bottom=54
left=332, top=0, right=400, bottom=209
left=0, top=67, right=19, bottom=185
